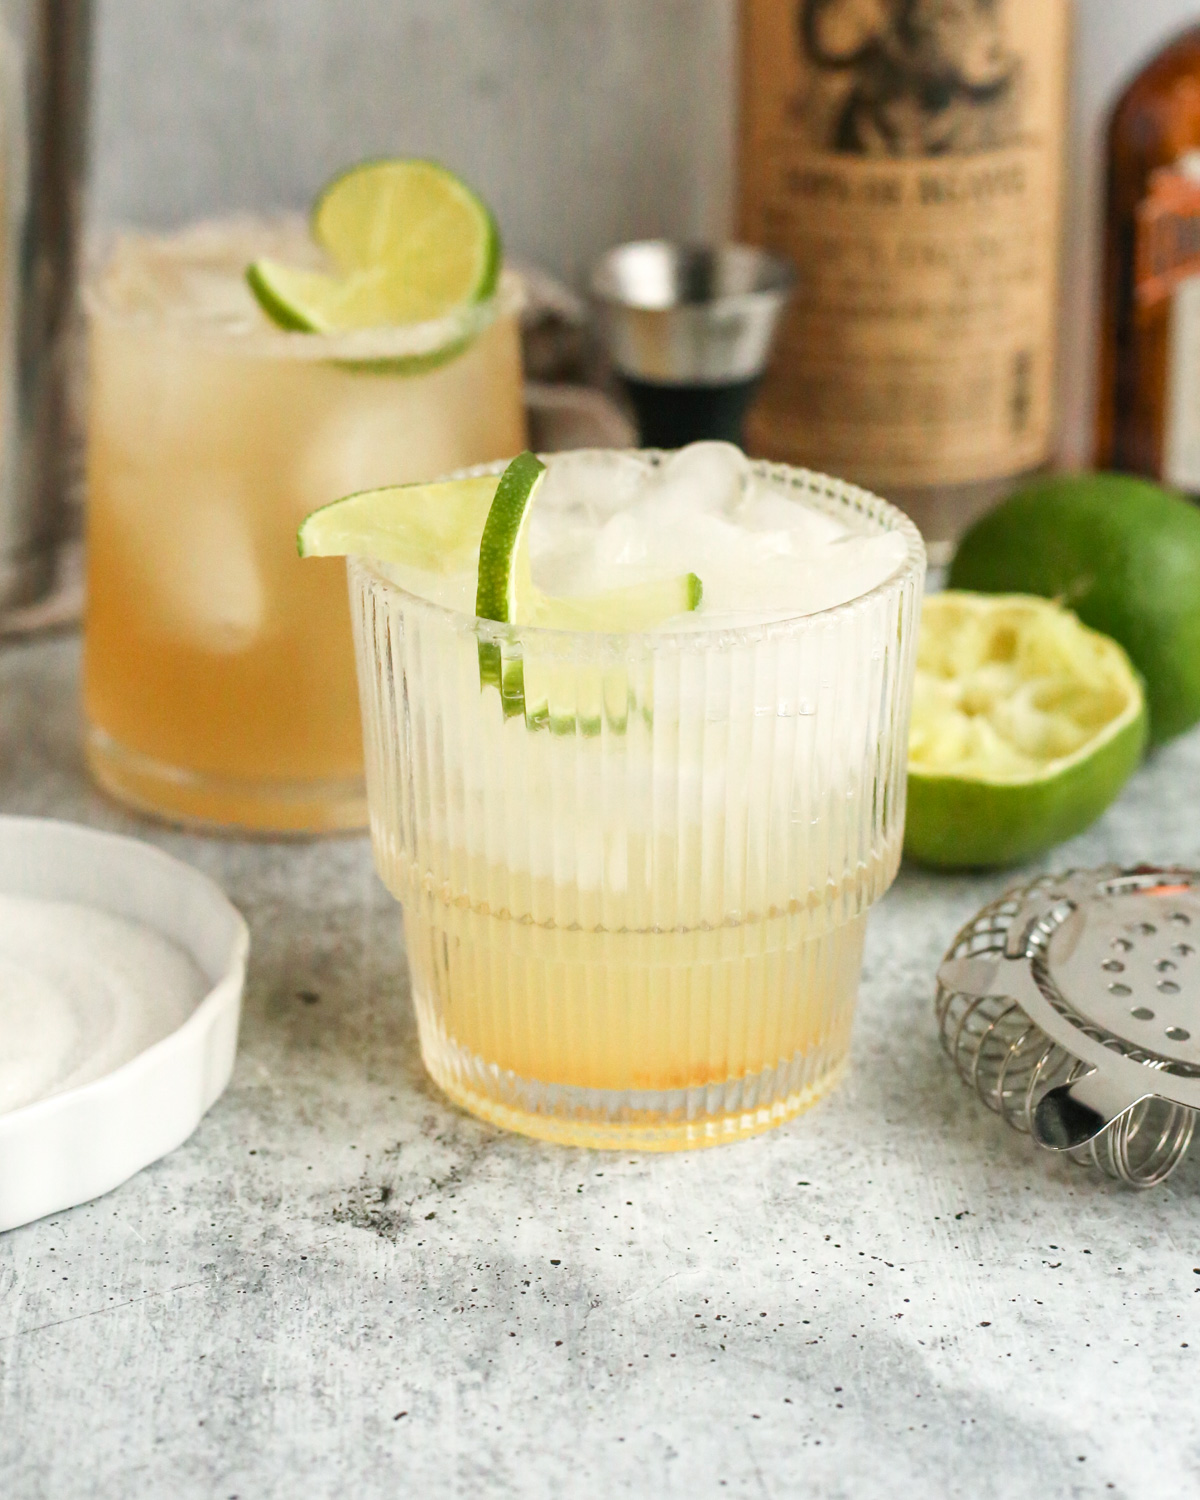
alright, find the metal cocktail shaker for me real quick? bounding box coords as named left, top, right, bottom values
left=0, top=0, right=91, bottom=615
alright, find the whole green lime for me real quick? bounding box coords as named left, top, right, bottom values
left=949, top=473, right=1200, bottom=743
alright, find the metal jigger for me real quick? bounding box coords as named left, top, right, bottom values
left=590, top=241, right=795, bottom=450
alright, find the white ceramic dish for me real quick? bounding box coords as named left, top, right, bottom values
left=0, top=817, right=248, bottom=1233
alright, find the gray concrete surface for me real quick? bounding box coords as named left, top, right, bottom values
left=2, top=634, right=1199, bottom=1497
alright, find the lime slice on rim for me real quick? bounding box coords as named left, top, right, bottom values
left=474, top=451, right=701, bottom=630
left=904, top=592, right=1147, bottom=869
left=297, top=453, right=702, bottom=628
left=473, top=452, right=701, bottom=729
left=247, top=158, right=500, bottom=333
left=298, top=475, right=499, bottom=573
left=299, top=451, right=703, bottom=732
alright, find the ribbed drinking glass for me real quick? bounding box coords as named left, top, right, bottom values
left=351, top=457, right=925, bottom=1149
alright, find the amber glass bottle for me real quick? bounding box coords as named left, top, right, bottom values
left=1097, top=25, right=1200, bottom=485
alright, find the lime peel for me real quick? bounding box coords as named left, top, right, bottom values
left=474, top=451, right=702, bottom=633
left=905, top=592, right=1147, bottom=870
left=475, top=451, right=545, bottom=624
left=473, top=451, right=704, bottom=729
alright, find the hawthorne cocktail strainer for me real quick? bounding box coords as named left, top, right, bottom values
left=936, top=865, right=1200, bottom=1188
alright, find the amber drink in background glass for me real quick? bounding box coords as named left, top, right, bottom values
left=83, top=220, right=525, bottom=833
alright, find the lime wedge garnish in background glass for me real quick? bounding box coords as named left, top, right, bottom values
left=904, top=591, right=1147, bottom=870
left=247, top=158, right=500, bottom=334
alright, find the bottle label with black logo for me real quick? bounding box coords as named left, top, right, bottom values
left=739, top=0, right=1070, bottom=490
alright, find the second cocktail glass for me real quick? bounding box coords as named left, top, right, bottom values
left=83, top=219, right=526, bottom=833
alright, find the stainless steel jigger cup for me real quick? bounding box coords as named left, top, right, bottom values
left=590, top=241, right=794, bottom=450
left=0, top=0, right=92, bottom=615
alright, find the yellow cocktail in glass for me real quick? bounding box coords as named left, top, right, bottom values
left=340, top=447, right=925, bottom=1148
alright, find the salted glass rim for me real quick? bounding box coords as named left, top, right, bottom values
left=351, top=453, right=927, bottom=650
left=83, top=214, right=524, bottom=363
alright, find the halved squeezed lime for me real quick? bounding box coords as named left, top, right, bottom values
left=300, top=452, right=703, bottom=730
left=905, top=592, right=1147, bottom=869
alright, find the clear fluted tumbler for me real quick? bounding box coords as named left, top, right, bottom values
left=350, top=457, right=925, bottom=1150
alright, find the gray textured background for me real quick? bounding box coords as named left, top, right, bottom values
left=89, top=0, right=737, bottom=290
left=88, top=0, right=1200, bottom=461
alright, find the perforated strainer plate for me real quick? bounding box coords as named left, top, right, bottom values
left=937, top=866, right=1200, bottom=1187
left=1046, top=885, right=1200, bottom=1063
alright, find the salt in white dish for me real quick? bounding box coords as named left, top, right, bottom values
left=0, top=817, right=248, bottom=1233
